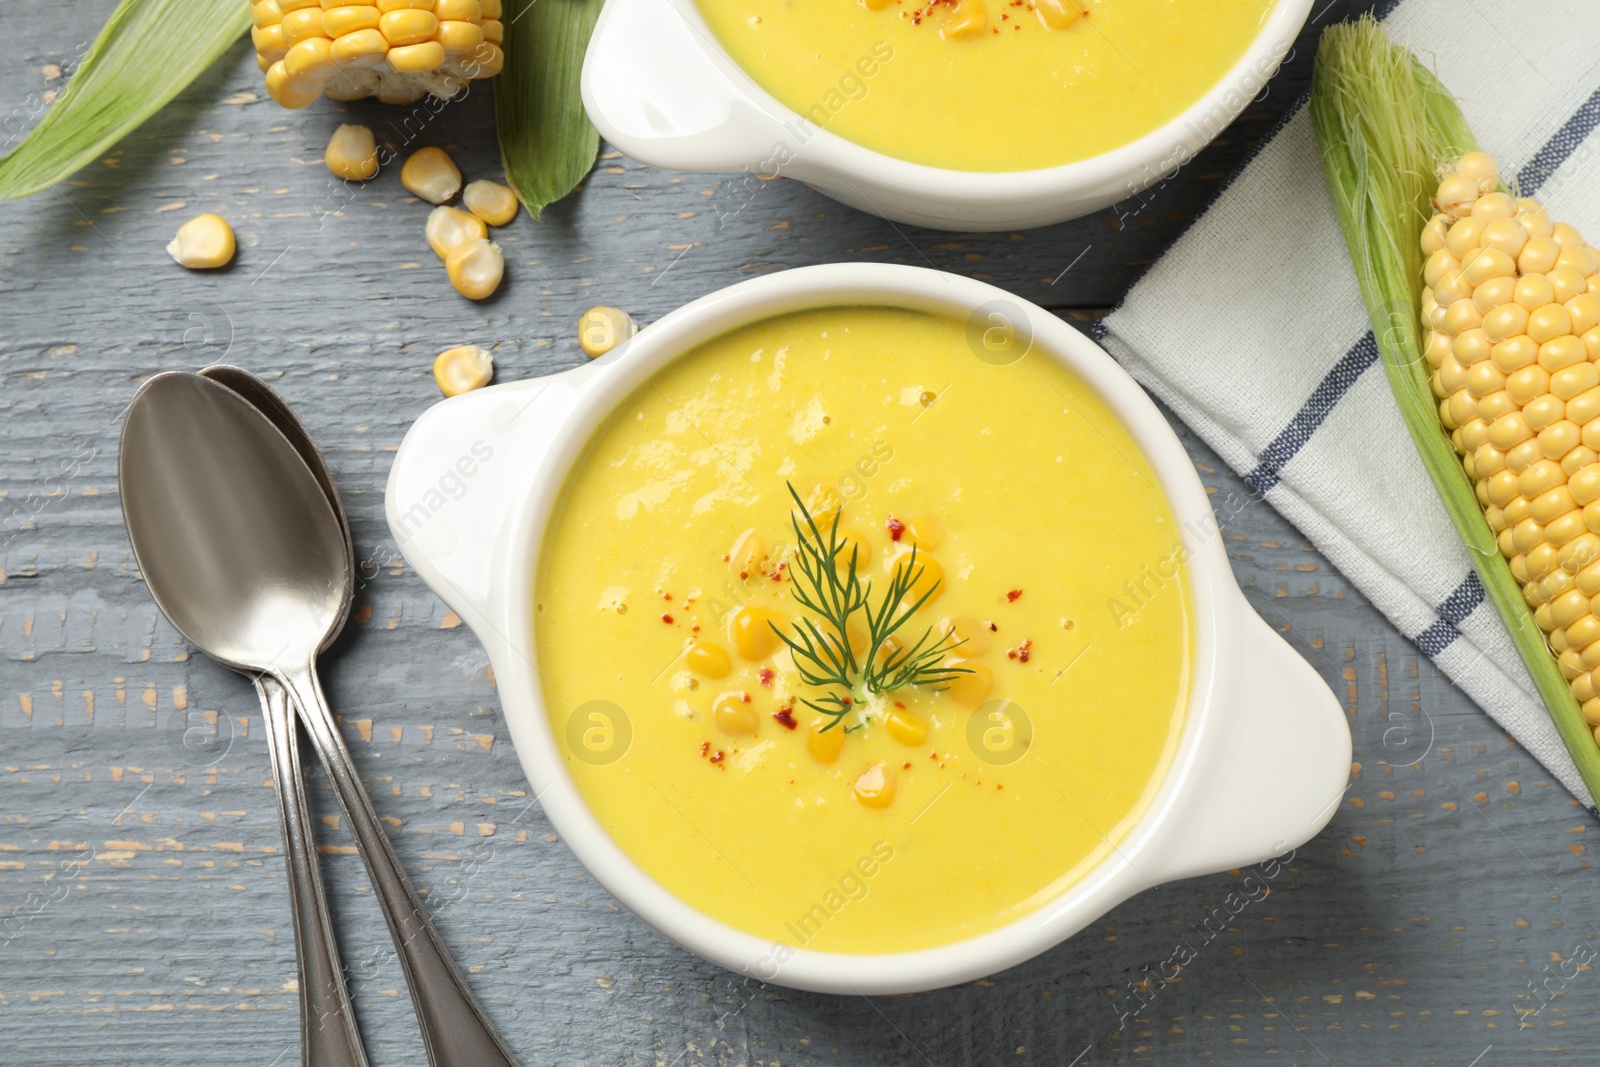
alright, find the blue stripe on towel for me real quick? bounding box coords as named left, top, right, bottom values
left=1517, top=87, right=1600, bottom=197
left=1241, top=331, right=1379, bottom=495
left=1413, top=573, right=1486, bottom=659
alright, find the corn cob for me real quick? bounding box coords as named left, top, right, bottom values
left=249, top=0, right=504, bottom=109
left=1423, top=152, right=1600, bottom=743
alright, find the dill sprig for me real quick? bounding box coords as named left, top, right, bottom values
left=770, top=483, right=970, bottom=731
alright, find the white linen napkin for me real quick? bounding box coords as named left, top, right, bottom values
left=1097, top=0, right=1600, bottom=806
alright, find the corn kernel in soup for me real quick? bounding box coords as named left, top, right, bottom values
left=536, top=307, right=1191, bottom=953
left=691, top=0, right=1276, bottom=172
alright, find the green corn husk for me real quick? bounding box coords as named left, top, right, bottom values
left=496, top=0, right=604, bottom=219
left=1310, top=17, right=1600, bottom=808
left=0, top=0, right=248, bottom=200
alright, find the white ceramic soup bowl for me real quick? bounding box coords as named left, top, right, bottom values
left=386, top=263, right=1349, bottom=994
left=580, top=0, right=1314, bottom=232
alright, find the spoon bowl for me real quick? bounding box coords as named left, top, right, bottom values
left=121, top=373, right=346, bottom=668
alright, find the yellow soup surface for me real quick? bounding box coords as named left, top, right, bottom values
left=691, top=0, right=1276, bottom=172
left=536, top=306, right=1191, bottom=953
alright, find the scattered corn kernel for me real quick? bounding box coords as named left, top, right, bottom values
left=885, top=707, right=928, bottom=747
left=853, top=763, right=896, bottom=807
left=1035, top=0, right=1083, bottom=29
left=941, top=0, right=986, bottom=39
left=685, top=640, right=732, bottom=678
left=713, top=692, right=759, bottom=736
left=728, top=605, right=785, bottom=661
left=807, top=718, right=846, bottom=763
left=401, top=146, right=462, bottom=204
left=166, top=213, right=236, bottom=269
left=425, top=204, right=488, bottom=260
left=832, top=528, right=872, bottom=571
left=727, top=528, right=766, bottom=574
left=462, top=178, right=519, bottom=226
left=444, top=237, right=504, bottom=300
left=904, top=514, right=945, bottom=549
left=944, top=660, right=994, bottom=709
left=579, top=305, right=639, bottom=359
left=325, top=123, right=379, bottom=181
left=432, top=344, right=493, bottom=397
left=941, top=616, right=993, bottom=656
left=885, top=548, right=945, bottom=608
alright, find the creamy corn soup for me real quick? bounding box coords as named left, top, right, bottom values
left=535, top=307, right=1191, bottom=953
left=691, top=0, right=1276, bottom=171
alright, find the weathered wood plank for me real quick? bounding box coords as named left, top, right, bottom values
left=8, top=1, right=1600, bottom=1064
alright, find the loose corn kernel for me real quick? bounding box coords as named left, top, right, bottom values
left=166, top=213, right=236, bottom=269
left=885, top=707, right=928, bottom=747
left=444, top=237, right=504, bottom=300
left=940, top=0, right=986, bottom=39
left=432, top=344, right=493, bottom=397
left=685, top=640, right=732, bottom=679
left=853, top=764, right=896, bottom=808
left=943, top=660, right=993, bottom=709
left=400, top=145, right=461, bottom=204
left=904, top=514, right=945, bottom=549
left=832, top=528, right=872, bottom=571
left=800, top=483, right=843, bottom=531
left=727, top=528, right=766, bottom=575
left=459, top=178, right=519, bottom=226
left=579, top=305, right=639, bottom=359
left=807, top=718, right=845, bottom=763
left=713, top=692, right=759, bottom=736
left=728, top=606, right=784, bottom=661
left=325, top=123, right=379, bottom=181
left=1034, top=0, right=1083, bottom=29
left=425, top=204, right=487, bottom=260
left=885, top=548, right=944, bottom=608
left=940, top=616, right=993, bottom=656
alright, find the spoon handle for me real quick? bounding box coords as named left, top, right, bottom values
left=253, top=675, right=370, bottom=1067
left=277, top=664, right=522, bottom=1067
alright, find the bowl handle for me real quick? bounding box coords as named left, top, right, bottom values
left=385, top=366, right=600, bottom=656
left=581, top=0, right=792, bottom=174
left=1140, top=588, right=1351, bottom=883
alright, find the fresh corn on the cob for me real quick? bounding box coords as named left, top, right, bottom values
left=250, top=0, right=504, bottom=109
left=1423, top=152, right=1600, bottom=743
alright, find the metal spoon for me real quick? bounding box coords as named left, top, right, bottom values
left=120, top=372, right=521, bottom=1067
left=194, top=365, right=366, bottom=1067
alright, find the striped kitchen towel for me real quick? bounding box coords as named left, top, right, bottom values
left=1097, top=0, right=1600, bottom=806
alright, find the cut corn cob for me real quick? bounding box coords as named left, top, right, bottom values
left=1423, top=151, right=1600, bottom=744
left=249, top=0, right=504, bottom=109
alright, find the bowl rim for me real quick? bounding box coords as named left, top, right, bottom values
left=599, top=0, right=1314, bottom=195
left=486, top=263, right=1246, bottom=993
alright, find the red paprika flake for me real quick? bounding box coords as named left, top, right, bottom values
left=759, top=668, right=775, bottom=688
left=773, top=708, right=798, bottom=730
left=709, top=750, right=725, bottom=767
left=887, top=516, right=906, bottom=542
left=1007, top=638, right=1033, bottom=663
left=1006, top=588, right=1023, bottom=602
left=661, top=613, right=674, bottom=624
left=699, top=741, right=710, bottom=757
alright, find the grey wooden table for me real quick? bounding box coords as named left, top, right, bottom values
left=4, top=2, right=1597, bottom=1064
